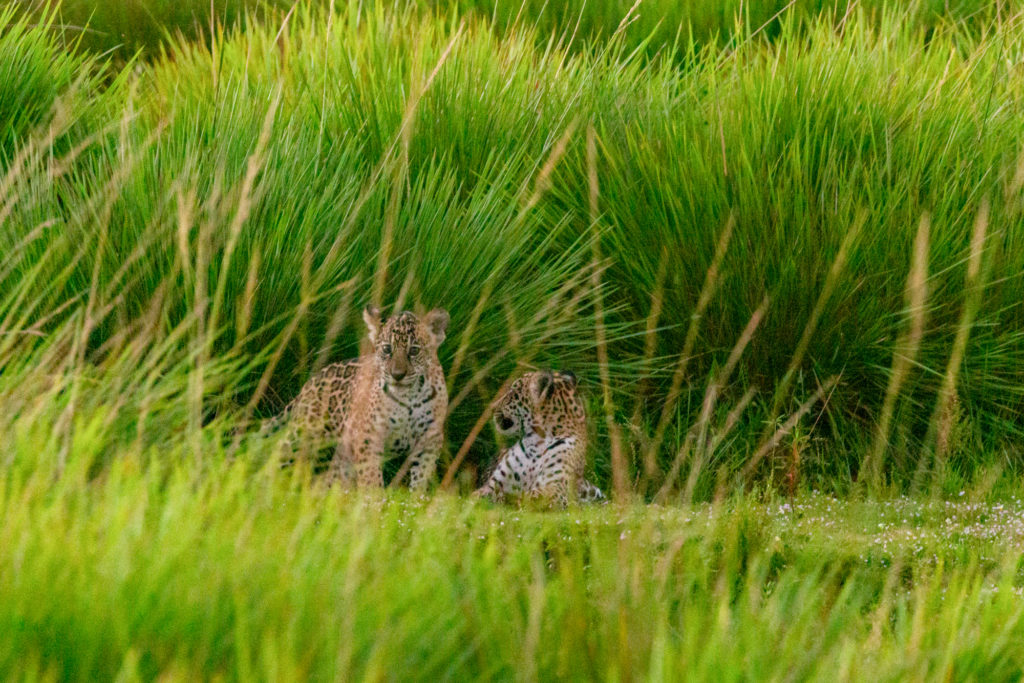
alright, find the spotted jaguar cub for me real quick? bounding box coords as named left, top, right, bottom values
left=474, top=370, right=605, bottom=506
left=262, top=306, right=449, bottom=490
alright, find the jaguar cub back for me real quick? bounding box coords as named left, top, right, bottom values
left=475, top=370, right=604, bottom=506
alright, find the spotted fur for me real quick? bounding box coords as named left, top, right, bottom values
left=474, top=370, right=604, bottom=506
left=262, top=306, right=449, bottom=490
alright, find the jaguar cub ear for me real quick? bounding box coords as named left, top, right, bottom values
left=424, top=308, right=449, bottom=347
left=363, top=305, right=383, bottom=345
left=530, top=370, right=556, bottom=404
left=558, top=370, right=578, bottom=388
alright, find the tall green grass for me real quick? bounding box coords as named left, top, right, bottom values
left=6, top=1, right=1024, bottom=491
left=1, top=263, right=1022, bottom=678
left=451, top=0, right=1004, bottom=61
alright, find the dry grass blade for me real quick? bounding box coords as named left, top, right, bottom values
left=311, top=278, right=356, bottom=375
left=634, top=246, right=669, bottom=411
left=705, top=385, right=758, bottom=456
left=917, top=199, right=989, bottom=492
left=865, top=214, right=931, bottom=488
left=770, top=210, right=864, bottom=417
left=587, top=124, right=627, bottom=500
left=643, top=214, right=735, bottom=483
left=738, top=375, right=840, bottom=484
left=655, top=294, right=769, bottom=503
left=445, top=278, right=494, bottom=395
left=521, top=118, right=579, bottom=214
left=438, top=372, right=516, bottom=491
left=0, top=97, right=73, bottom=221
left=207, top=91, right=280, bottom=350
left=634, top=246, right=670, bottom=490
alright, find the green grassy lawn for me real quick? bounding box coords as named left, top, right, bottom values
left=3, top=0, right=1024, bottom=678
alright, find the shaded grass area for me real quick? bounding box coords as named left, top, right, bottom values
left=7, top=0, right=1004, bottom=63
left=8, top=0, right=292, bottom=61
left=449, top=0, right=1002, bottom=62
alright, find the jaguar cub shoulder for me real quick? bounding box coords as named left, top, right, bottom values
left=263, top=305, right=449, bottom=490
left=475, top=370, right=604, bottom=506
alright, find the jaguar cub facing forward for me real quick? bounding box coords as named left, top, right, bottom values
left=475, top=370, right=605, bottom=506
left=263, top=306, right=449, bottom=490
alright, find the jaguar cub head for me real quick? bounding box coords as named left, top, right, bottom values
left=363, top=306, right=449, bottom=388
left=492, top=370, right=582, bottom=439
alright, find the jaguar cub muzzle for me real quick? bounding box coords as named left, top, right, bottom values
left=387, top=351, right=412, bottom=384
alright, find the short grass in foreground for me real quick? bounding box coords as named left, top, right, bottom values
left=2, top=446, right=1024, bottom=681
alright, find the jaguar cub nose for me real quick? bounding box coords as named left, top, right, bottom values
left=391, top=369, right=407, bottom=382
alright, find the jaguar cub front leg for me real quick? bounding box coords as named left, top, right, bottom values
left=342, top=425, right=384, bottom=489
left=324, top=439, right=355, bottom=488
left=407, top=425, right=444, bottom=492
left=577, top=478, right=606, bottom=503
left=527, top=479, right=570, bottom=508
left=474, top=445, right=526, bottom=502
left=353, top=455, right=383, bottom=488
left=473, top=460, right=510, bottom=502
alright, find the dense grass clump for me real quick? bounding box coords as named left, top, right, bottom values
left=0, top=259, right=1022, bottom=678
left=5, top=1, right=1024, bottom=491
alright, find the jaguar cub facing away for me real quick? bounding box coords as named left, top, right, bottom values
left=262, top=306, right=449, bottom=490
left=474, top=370, right=605, bottom=506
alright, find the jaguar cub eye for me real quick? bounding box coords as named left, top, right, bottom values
left=408, top=346, right=420, bottom=357
left=382, top=344, right=392, bottom=356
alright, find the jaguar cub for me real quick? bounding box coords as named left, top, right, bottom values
left=475, top=370, right=605, bottom=506
left=262, top=306, right=449, bottom=490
